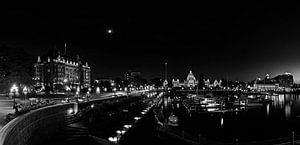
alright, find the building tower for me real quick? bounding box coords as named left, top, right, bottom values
left=163, top=62, right=168, bottom=87
left=165, top=62, right=167, bottom=81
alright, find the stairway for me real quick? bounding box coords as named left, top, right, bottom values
left=65, top=114, right=77, bottom=125
left=55, top=122, right=89, bottom=145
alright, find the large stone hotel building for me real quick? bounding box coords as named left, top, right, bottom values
left=34, top=53, right=91, bottom=92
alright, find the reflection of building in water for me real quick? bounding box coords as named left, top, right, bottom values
left=285, top=104, right=291, bottom=120
left=266, top=104, right=270, bottom=116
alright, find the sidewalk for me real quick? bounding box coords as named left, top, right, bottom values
left=0, top=98, right=14, bottom=129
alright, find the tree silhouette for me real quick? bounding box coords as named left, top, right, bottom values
left=0, top=46, right=34, bottom=93
left=150, top=77, right=162, bottom=88
left=197, top=73, right=205, bottom=89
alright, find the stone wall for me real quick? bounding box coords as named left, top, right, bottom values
left=0, top=103, right=75, bottom=145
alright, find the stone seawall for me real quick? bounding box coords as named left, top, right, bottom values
left=0, top=103, right=75, bottom=145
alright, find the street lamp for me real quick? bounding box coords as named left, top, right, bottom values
left=86, top=91, right=90, bottom=102
left=23, top=86, right=28, bottom=106
left=76, top=86, right=80, bottom=103
left=10, top=84, right=18, bottom=112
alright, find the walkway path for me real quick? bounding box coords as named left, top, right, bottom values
left=0, top=97, right=14, bottom=129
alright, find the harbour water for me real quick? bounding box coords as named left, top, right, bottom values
left=178, top=94, right=300, bottom=143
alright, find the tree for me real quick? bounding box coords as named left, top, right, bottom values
left=197, top=73, right=205, bottom=89
left=150, top=78, right=163, bottom=88
left=114, top=77, right=123, bottom=88
left=0, top=46, right=34, bottom=93
left=140, top=78, right=148, bottom=86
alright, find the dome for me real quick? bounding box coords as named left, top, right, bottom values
left=187, top=70, right=196, bottom=80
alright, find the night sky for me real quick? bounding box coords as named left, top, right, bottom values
left=2, top=5, right=300, bottom=83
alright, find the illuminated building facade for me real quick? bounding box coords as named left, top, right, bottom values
left=273, top=72, right=294, bottom=91
left=34, top=54, right=91, bottom=92
left=184, top=71, right=198, bottom=88
left=172, top=70, right=198, bottom=88
left=124, top=70, right=142, bottom=86
left=253, top=72, right=293, bottom=92
left=172, top=79, right=180, bottom=87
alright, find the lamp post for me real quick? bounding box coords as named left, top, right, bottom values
left=76, top=86, right=80, bottom=103
left=10, top=84, right=18, bottom=113
left=65, top=86, right=71, bottom=102
left=23, top=87, right=28, bottom=106
left=86, top=91, right=90, bottom=102
left=96, top=87, right=100, bottom=94
left=87, top=87, right=91, bottom=102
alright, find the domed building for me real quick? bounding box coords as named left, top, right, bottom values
left=184, top=70, right=198, bottom=88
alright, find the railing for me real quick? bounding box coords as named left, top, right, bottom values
left=0, top=103, right=74, bottom=145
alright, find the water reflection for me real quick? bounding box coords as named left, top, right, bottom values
left=184, top=93, right=300, bottom=142
left=285, top=104, right=291, bottom=120
left=220, top=116, right=224, bottom=128
left=264, top=94, right=300, bottom=120
left=266, top=104, right=270, bottom=116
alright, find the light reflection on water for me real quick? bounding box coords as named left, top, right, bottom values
left=266, top=94, right=300, bottom=119
left=266, top=104, right=270, bottom=116
left=194, top=94, right=300, bottom=142
left=220, top=116, right=224, bottom=128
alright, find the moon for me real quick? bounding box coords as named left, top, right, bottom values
left=107, top=28, right=113, bottom=34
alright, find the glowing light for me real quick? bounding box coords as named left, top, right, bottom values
left=23, top=87, right=28, bottom=95
left=108, top=137, right=118, bottom=142
left=134, top=117, right=141, bottom=120
left=10, top=84, right=18, bottom=93
left=221, top=117, right=224, bottom=128
left=107, top=28, right=113, bottom=34
left=96, top=87, right=100, bottom=94
left=67, top=108, right=74, bottom=114
left=266, top=104, right=270, bottom=116
left=124, top=125, right=132, bottom=129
